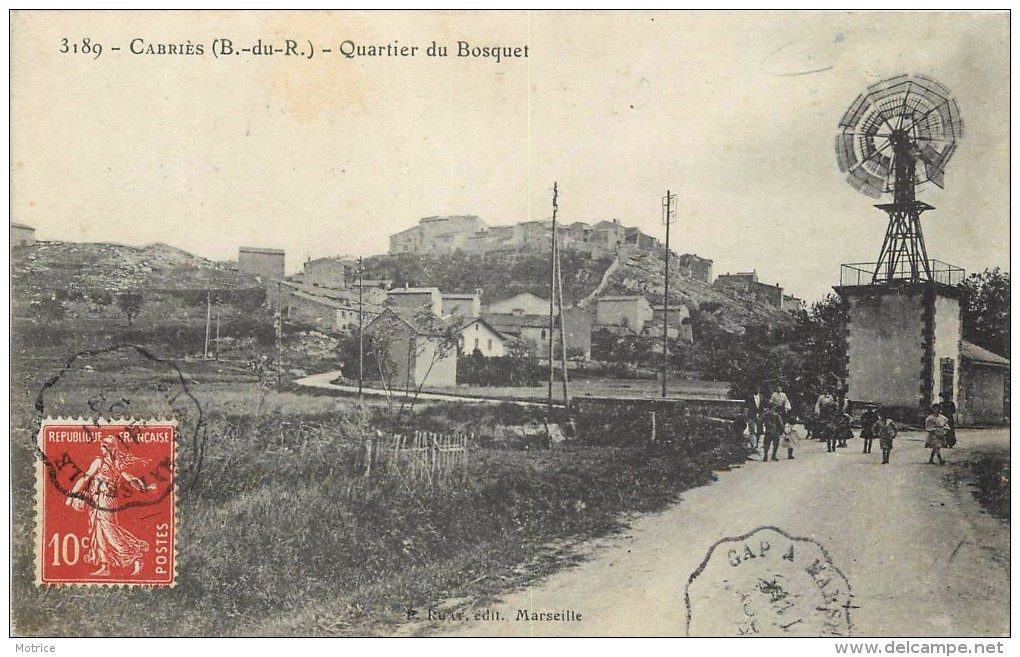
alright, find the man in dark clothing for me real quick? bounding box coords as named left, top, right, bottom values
left=745, top=389, right=766, bottom=450
left=860, top=406, right=879, bottom=454
left=760, top=407, right=784, bottom=462
left=940, top=395, right=958, bottom=448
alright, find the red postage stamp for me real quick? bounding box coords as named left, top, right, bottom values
left=36, top=418, right=177, bottom=586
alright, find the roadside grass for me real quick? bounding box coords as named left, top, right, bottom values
left=12, top=378, right=749, bottom=637
left=968, top=452, right=1010, bottom=521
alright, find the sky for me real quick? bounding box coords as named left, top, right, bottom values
left=10, top=11, right=1010, bottom=303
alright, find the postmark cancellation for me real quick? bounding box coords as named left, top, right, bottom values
left=685, top=526, right=852, bottom=637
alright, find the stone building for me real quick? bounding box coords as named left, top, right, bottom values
left=958, top=341, right=1009, bottom=425
left=835, top=263, right=965, bottom=415
left=594, top=295, right=655, bottom=334
left=364, top=306, right=458, bottom=389
left=649, top=303, right=693, bottom=342
left=483, top=312, right=560, bottom=358
left=714, top=271, right=784, bottom=308
left=388, top=215, right=488, bottom=255
left=11, top=222, right=35, bottom=248
left=284, top=287, right=363, bottom=332
left=386, top=287, right=442, bottom=316
left=456, top=317, right=508, bottom=357
left=487, top=292, right=557, bottom=316
left=303, top=257, right=356, bottom=291
left=238, top=247, right=285, bottom=280
left=442, top=291, right=482, bottom=319
left=677, top=253, right=713, bottom=284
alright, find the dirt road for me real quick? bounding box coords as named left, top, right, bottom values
left=426, top=429, right=1009, bottom=637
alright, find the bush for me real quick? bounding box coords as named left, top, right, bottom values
left=456, top=352, right=542, bottom=386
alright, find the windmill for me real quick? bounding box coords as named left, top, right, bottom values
left=832, top=74, right=967, bottom=413
left=835, top=74, right=964, bottom=283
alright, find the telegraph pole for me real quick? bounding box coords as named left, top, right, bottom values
left=548, top=183, right=558, bottom=409
left=555, top=187, right=569, bottom=405
left=214, top=307, right=220, bottom=360
left=662, top=190, right=677, bottom=398
left=204, top=291, right=211, bottom=358
left=358, top=256, right=364, bottom=399
left=276, top=280, right=283, bottom=389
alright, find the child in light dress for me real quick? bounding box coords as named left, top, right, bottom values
left=781, top=422, right=801, bottom=460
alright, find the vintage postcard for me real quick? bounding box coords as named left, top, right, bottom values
left=9, top=10, right=1010, bottom=644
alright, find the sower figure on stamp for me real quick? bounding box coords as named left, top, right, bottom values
left=924, top=404, right=949, bottom=465
left=66, top=435, right=156, bottom=576
left=875, top=407, right=897, bottom=464
left=760, top=407, right=783, bottom=462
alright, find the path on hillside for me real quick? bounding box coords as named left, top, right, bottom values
left=413, top=429, right=1009, bottom=637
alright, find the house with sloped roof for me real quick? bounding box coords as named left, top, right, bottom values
left=364, top=306, right=458, bottom=389
left=594, top=295, right=654, bottom=334
left=958, top=341, right=1009, bottom=425
left=455, top=317, right=508, bottom=357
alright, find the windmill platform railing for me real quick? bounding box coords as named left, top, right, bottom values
left=839, top=260, right=966, bottom=287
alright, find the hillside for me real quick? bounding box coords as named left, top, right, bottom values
left=11, top=241, right=260, bottom=299
left=362, top=250, right=613, bottom=307
left=605, top=251, right=793, bottom=333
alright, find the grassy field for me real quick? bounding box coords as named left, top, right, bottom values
left=11, top=349, right=749, bottom=637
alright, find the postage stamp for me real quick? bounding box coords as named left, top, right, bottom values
left=685, top=526, right=852, bottom=637
left=36, top=418, right=177, bottom=587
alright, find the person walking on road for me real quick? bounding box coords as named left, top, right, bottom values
left=876, top=408, right=897, bottom=464
left=781, top=421, right=800, bottom=460
left=760, top=407, right=783, bottom=462
left=924, top=404, right=949, bottom=465
left=769, top=386, right=792, bottom=424
left=860, top=405, right=879, bottom=454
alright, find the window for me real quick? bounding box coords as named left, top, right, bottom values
left=488, top=339, right=493, bottom=350
left=541, top=329, right=546, bottom=340
left=474, top=338, right=479, bottom=350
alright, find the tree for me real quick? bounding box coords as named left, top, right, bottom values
left=697, top=294, right=846, bottom=414
left=960, top=268, right=1010, bottom=358
left=116, top=293, right=144, bottom=326
left=366, top=304, right=461, bottom=427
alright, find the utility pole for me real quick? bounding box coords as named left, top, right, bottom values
left=548, top=183, right=558, bottom=409
left=662, top=190, right=677, bottom=398
left=214, top=307, right=220, bottom=360
left=555, top=194, right=569, bottom=405
left=276, top=281, right=283, bottom=389
left=358, top=256, right=364, bottom=400
left=204, top=291, right=211, bottom=359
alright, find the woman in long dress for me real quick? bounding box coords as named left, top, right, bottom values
left=66, top=436, right=155, bottom=576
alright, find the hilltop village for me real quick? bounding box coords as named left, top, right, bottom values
left=209, top=215, right=805, bottom=388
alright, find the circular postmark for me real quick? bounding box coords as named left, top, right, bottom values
left=685, top=526, right=852, bottom=637
left=32, top=344, right=208, bottom=504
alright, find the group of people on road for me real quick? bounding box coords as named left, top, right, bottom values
left=740, top=384, right=959, bottom=466
left=742, top=386, right=801, bottom=462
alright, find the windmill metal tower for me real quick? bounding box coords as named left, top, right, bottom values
left=833, top=74, right=966, bottom=415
